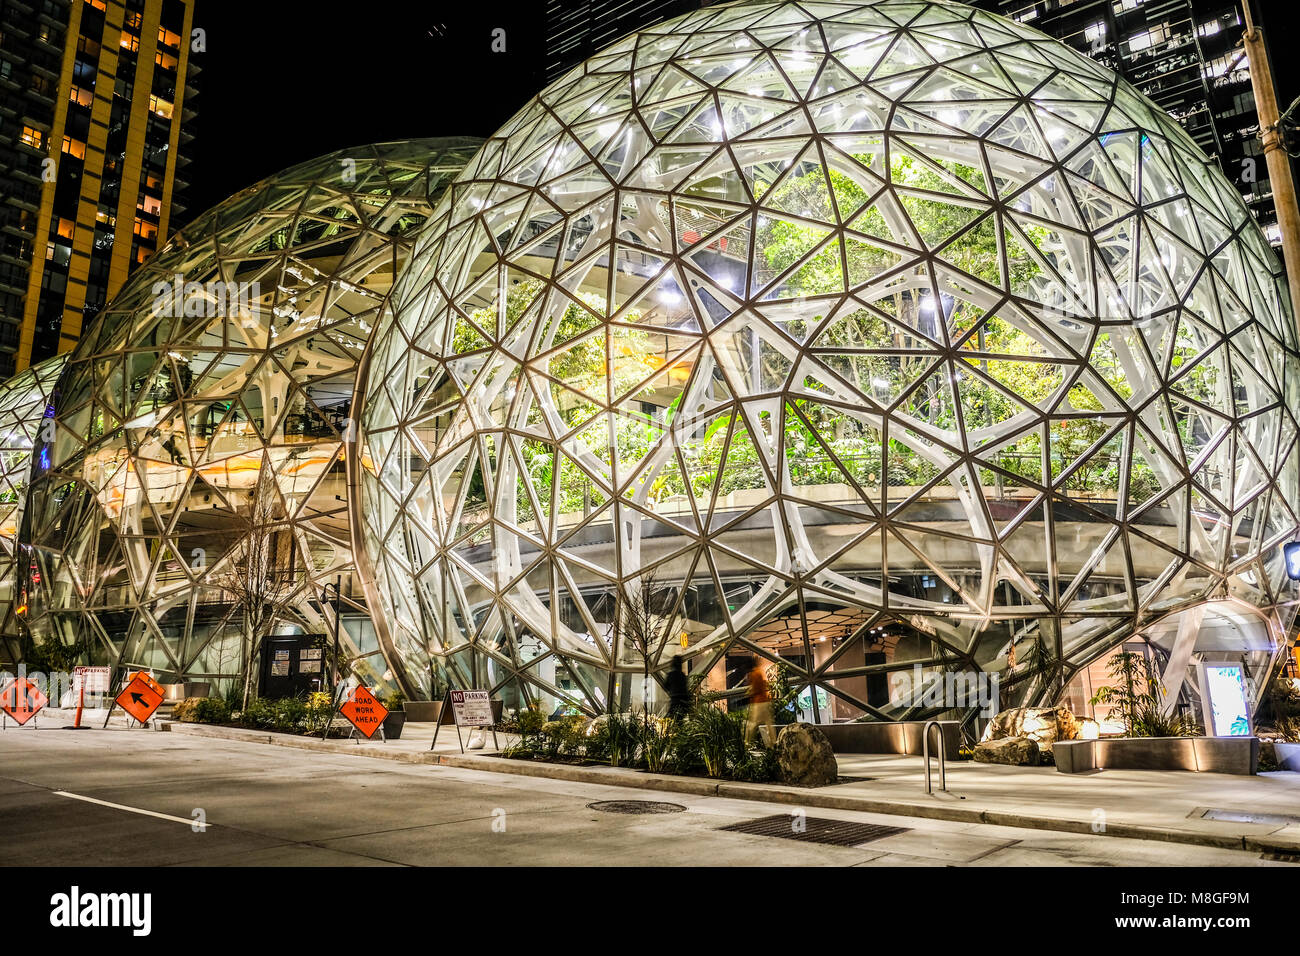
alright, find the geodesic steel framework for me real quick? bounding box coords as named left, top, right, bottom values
left=0, top=355, right=65, bottom=662
left=355, top=0, right=1300, bottom=720
left=20, top=139, right=481, bottom=690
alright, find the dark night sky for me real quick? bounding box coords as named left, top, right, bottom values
left=183, top=1, right=1300, bottom=220
left=183, top=0, right=546, bottom=216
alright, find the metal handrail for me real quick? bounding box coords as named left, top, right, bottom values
left=923, top=719, right=946, bottom=794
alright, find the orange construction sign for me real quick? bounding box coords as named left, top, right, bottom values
left=339, top=686, right=388, bottom=739
left=116, top=675, right=164, bottom=724
left=127, top=671, right=163, bottom=695
left=1, top=677, right=47, bottom=725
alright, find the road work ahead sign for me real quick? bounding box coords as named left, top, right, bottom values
left=340, top=687, right=388, bottom=739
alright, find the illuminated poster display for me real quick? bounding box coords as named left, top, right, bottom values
left=1202, top=664, right=1251, bottom=736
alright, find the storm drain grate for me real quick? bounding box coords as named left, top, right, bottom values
left=1200, top=808, right=1300, bottom=826
left=587, top=800, right=687, bottom=814
left=1261, top=851, right=1300, bottom=863
left=719, top=814, right=908, bottom=846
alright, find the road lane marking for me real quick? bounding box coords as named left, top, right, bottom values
left=52, top=790, right=208, bottom=829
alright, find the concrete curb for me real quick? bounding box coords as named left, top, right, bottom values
left=159, top=721, right=1300, bottom=856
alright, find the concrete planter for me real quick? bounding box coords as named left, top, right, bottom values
left=403, top=700, right=442, bottom=722
left=1054, top=736, right=1259, bottom=775
left=401, top=699, right=504, bottom=724
left=1274, top=742, right=1300, bottom=771
left=382, top=710, right=406, bottom=739
left=762, top=720, right=961, bottom=760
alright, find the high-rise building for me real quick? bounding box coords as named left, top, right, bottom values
left=543, top=0, right=1290, bottom=247
left=971, top=0, right=1284, bottom=246
left=0, top=0, right=197, bottom=378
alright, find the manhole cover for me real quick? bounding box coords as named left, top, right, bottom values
left=1201, top=808, right=1300, bottom=826
left=587, top=800, right=687, bottom=814
left=719, top=814, right=908, bottom=846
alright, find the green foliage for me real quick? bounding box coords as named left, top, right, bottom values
left=235, top=695, right=333, bottom=734
left=732, top=747, right=781, bottom=783
left=20, top=636, right=82, bottom=673
left=604, top=711, right=641, bottom=767
left=510, top=705, right=547, bottom=751
left=172, top=696, right=230, bottom=724
left=502, top=698, right=783, bottom=782
left=640, top=717, right=675, bottom=773
left=768, top=662, right=798, bottom=726
left=679, top=704, right=748, bottom=779
left=1089, top=651, right=1201, bottom=738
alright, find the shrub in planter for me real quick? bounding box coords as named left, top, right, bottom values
left=640, top=717, right=675, bottom=772
left=540, top=721, right=567, bottom=757
left=171, top=697, right=197, bottom=722
left=733, top=747, right=780, bottom=783
left=238, top=698, right=274, bottom=729
left=269, top=697, right=307, bottom=732
left=174, top=697, right=229, bottom=724
left=681, top=704, right=746, bottom=778
left=517, top=706, right=546, bottom=747
left=604, top=712, right=640, bottom=767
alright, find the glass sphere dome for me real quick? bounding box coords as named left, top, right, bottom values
left=21, top=138, right=482, bottom=690
left=355, top=0, right=1300, bottom=719
left=0, top=355, right=65, bottom=661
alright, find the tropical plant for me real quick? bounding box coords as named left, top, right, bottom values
left=1089, top=650, right=1201, bottom=738
left=681, top=703, right=747, bottom=778
left=639, top=715, right=675, bottom=773
left=604, top=711, right=641, bottom=767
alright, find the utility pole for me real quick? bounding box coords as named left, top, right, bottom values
left=1242, top=1, right=1300, bottom=338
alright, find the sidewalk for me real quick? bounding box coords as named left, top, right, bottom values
left=148, top=718, right=1300, bottom=855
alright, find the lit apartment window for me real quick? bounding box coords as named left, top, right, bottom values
left=69, top=85, right=94, bottom=108
left=138, top=194, right=162, bottom=216
left=158, top=27, right=181, bottom=48
left=1126, top=23, right=1169, bottom=52
left=85, top=0, right=107, bottom=10
left=133, top=218, right=158, bottom=242
left=1199, top=20, right=1219, bottom=37
left=1113, top=0, right=1143, bottom=12
left=120, top=32, right=140, bottom=53
left=61, top=136, right=86, bottom=160
left=21, top=126, right=46, bottom=149
left=148, top=95, right=174, bottom=119
left=55, top=218, right=75, bottom=241
left=155, top=49, right=178, bottom=71
left=1084, top=21, right=1106, bottom=45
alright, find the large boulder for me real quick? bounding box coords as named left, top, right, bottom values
left=982, top=706, right=1082, bottom=747
left=973, top=735, right=1040, bottom=766
left=774, top=723, right=839, bottom=786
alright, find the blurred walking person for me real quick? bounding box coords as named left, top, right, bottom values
left=664, top=655, right=691, bottom=720
left=744, top=657, right=772, bottom=746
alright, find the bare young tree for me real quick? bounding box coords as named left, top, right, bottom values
left=612, top=571, right=673, bottom=726
left=218, top=461, right=298, bottom=709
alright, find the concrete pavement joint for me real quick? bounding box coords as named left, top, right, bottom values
left=158, top=721, right=1300, bottom=855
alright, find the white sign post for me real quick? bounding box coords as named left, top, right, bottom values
left=68, top=666, right=111, bottom=729
left=430, top=689, right=498, bottom=753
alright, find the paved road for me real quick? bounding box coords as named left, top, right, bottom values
left=0, top=728, right=1291, bottom=867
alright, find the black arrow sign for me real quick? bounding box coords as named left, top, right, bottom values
left=131, top=692, right=147, bottom=706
